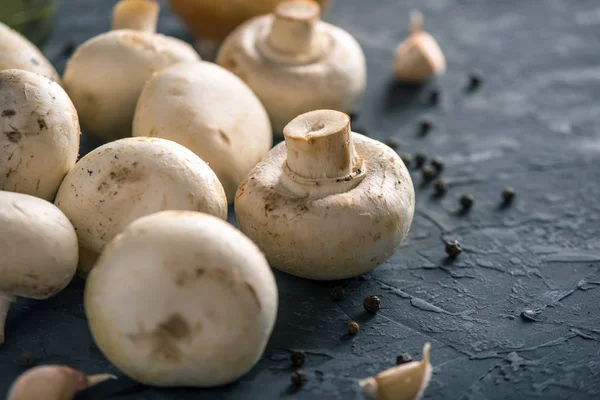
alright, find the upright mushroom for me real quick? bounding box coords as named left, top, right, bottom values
left=0, top=22, right=60, bottom=83
left=85, top=211, right=278, bottom=387
left=133, top=61, right=272, bottom=203
left=217, top=0, right=366, bottom=133
left=54, top=137, right=227, bottom=278
left=235, top=110, right=415, bottom=280
left=63, top=0, right=200, bottom=142
left=0, top=69, right=80, bottom=201
left=0, top=191, right=78, bottom=345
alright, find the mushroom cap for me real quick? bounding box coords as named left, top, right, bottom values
left=217, top=14, right=366, bottom=133
left=168, top=0, right=330, bottom=42
left=0, top=191, right=78, bottom=299
left=85, top=211, right=278, bottom=387
left=54, top=137, right=227, bottom=278
left=235, top=133, right=415, bottom=280
left=63, top=30, right=200, bottom=142
left=0, top=22, right=60, bottom=83
left=0, top=69, right=80, bottom=201
left=133, top=61, right=272, bottom=203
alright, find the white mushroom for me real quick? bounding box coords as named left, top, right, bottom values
left=0, top=191, right=78, bottom=345
left=0, top=69, right=80, bottom=201
left=393, top=11, right=446, bottom=83
left=0, top=22, right=60, bottom=83
left=85, top=211, right=278, bottom=387
left=234, top=109, right=415, bottom=280
left=217, top=0, right=366, bottom=133
left=54, top=137, right=227, bottom=278
left=63, top=0, right=200, bottom=142
left=133, top=61, right=272, bottom=203
left=360, top=343, right=432, bottom=400
left=7, top=365, right=115, bottom=400
left=168, top=0, right=331, bottom=42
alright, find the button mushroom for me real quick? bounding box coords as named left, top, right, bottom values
left=169, top=0, right=331, bottom=43
left=7, top=365, right=115, bottom=400
left=217, top=0, right=366, bottom=133
left=84, top=210, right=278, bottom=387
left=1, top=69, right=80, bottom=201
left=133, top=61, right=272, bottom=203
left=0, top=22, right=60, bottom=83
left=0, top=191, right=78, bottom=345
left=235, top=110, right=415, bottom=280
left=54, top=137, right=227, bottom=278
left=62, top=0, right=200, bottom=142
left=393, top=11, right=446, bottom=83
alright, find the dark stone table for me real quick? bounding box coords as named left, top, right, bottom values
left=2, top=0, right=600, bottom=399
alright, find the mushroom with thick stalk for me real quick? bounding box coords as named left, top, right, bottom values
left=169, top=0, right=331, bottom=43
left=0, top=191, right=78, bottom=346
left=6, top=365, right=115, bottom=400
left=393, top=11, right=446, bottom=83
left=0, top=69, right=80, bottom=201
left=85, top=211, right=278, bottom=387
left=235, top=110, right=415, bottom=280
left=63, top=0, right=200, bottom=142
left=360, top=343, right=432, bottom=400
left=0, top=22, right=60, bottom=83
left=133, top=61, right=272, bottom=203
left=54, top=137, right=227, bottom=278
left=217, top=0, right=366, bottom=133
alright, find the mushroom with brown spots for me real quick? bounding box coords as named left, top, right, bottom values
left=54, top=137, right=227, bottom=278
left=6, top=365, right=115, bottom=400
left=217, top=0, right=366, bottom=133
left=234, top=110, right=415, bottom=280
left=0, top=191, right=78, bottom=345
left=0, top=22, right=60, bottom=82
left=84, top=211, right=278, bottom=387
left=62, top=0, right=200, bottom=141
left=133, top=61, right=272, bottom=203
left=0, top=69, right=80, bottom=201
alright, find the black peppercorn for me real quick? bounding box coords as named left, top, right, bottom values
left=414, top=152, right=426, bottom=169
left=422, top=164, right=437, bottom=182
left=419, top=118, right=433, bottom=136
left=347, top=321, right=360, bottom=335
left=363, top=295, right=381, bottom=313
left=396, top=353, right=412, bottom=365
left=430, top=156, right=444, bottom=173
left=429, top=88, right=441, bottom=105
left=291, top=351, right=306, bottom=367
left=445, top=240, right=463, bottom=258
left=467, top=69, right=483, bottom=91
left=502, top=187, right=515, bottom=204
left=291, top=371, right=307, bottom=387
left=62, top=41, right=76, bottom=57
left=434, top=179, right=447, bottom=196
left=460, top=193, right=474, bottom=211
left=330, top=286, right=344, bottom=302
left=400, top=153, right=412, bottom=167
left=19, top=352, right=38, bottom=368
left=385, top=136, right=399, bottom=150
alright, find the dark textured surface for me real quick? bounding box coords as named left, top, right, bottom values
left=2, top=0, right=600, bottom=399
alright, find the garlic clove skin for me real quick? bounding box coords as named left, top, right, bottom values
left=6, top=365, right=115, bottom=400
left=393, top=12, right=446, bottom=83
left=111, top=0, right=160, bottom=33
left=360, top=343, right=432, bottom=400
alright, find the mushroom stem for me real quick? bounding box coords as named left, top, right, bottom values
left=410, top=10, right=423, bottom=34
left=111, top=0, right=159, bottom=33
left=267, top=0, right=320, bottom=55
left=0, top=293, right=14, bottom=345
left=284, top=110, right=356, bottom=180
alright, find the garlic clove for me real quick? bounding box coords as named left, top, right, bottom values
left=393, top=11, right=446, bottom=83
left=111, top=0, right=159, bottom=33
left=7, top=365, right=116, bottom=400
left=360, top=343, right=432, bottom=400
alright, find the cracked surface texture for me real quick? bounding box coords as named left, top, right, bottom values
left=1, top=0, right=599, bottom=399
